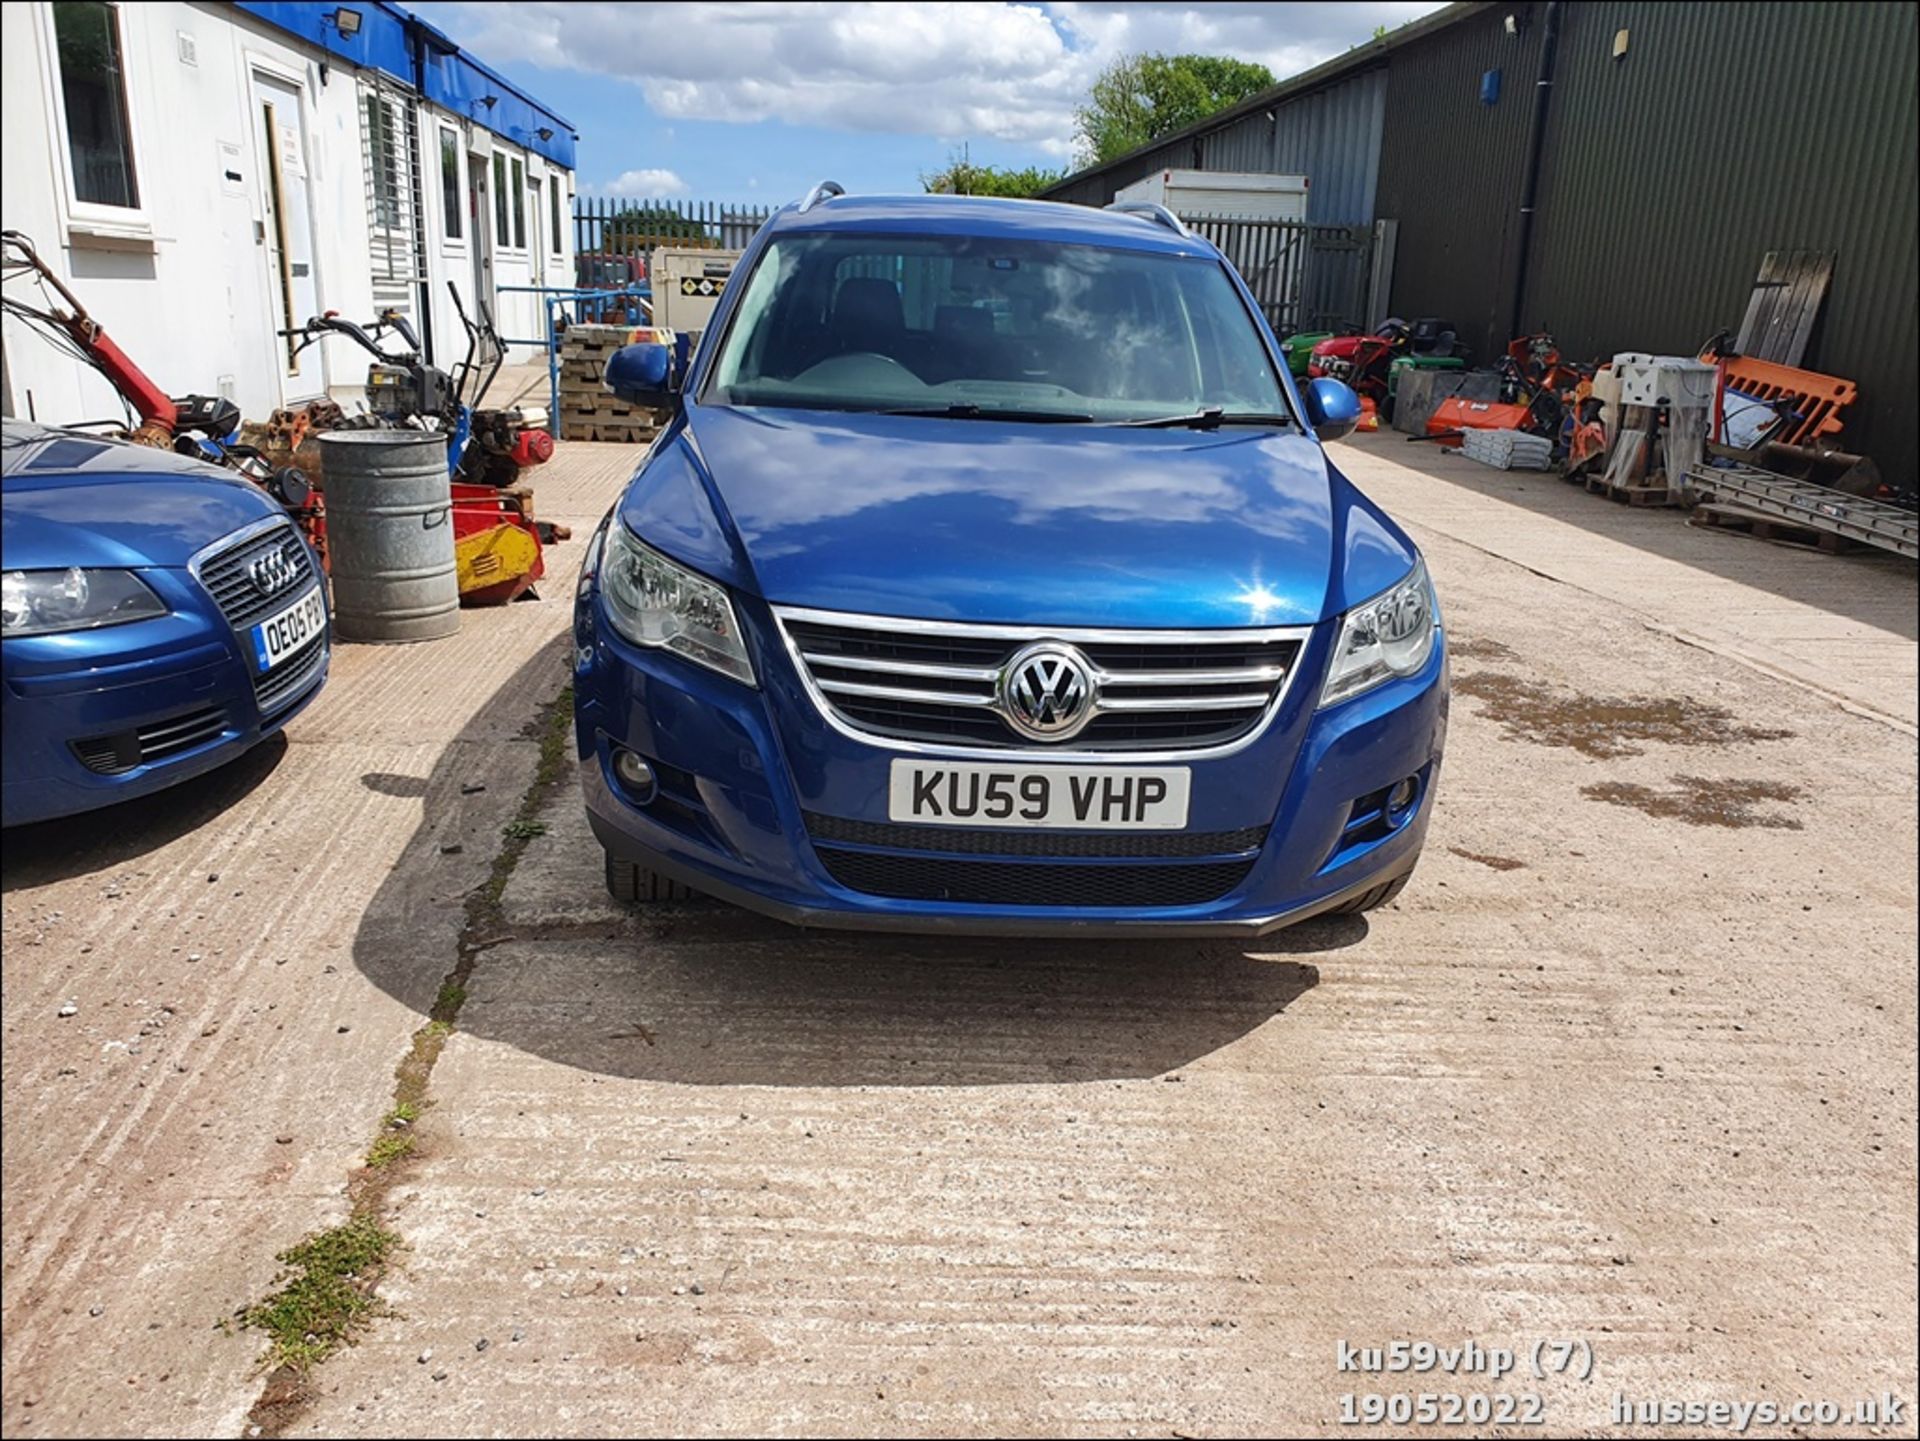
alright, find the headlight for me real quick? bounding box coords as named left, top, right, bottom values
left=1, top=567, right=167, bottom=638
left=1320, top=558, right=1437, bottom=706
left=599, top=524, right=755, bottom=685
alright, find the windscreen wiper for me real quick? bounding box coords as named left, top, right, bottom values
left=1119, top=408, right=1295, bottom=430
left=879, top=403, right=1094, bottom=423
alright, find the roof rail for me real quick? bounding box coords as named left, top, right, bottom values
left=1104, top=200, right=1191, bottom=238
left=797, top=180, right=846, bottom=213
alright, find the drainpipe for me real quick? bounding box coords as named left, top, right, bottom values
left=1509, top=0, right=1563, bottom=338
left=404, top=18, right=436, bottom=365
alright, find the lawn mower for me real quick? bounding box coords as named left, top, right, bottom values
left=1309, top=318, right=1462, bottom=400
left=276, top=283, right=562, bottom=603
left=2, top=229, right=314, bottom=515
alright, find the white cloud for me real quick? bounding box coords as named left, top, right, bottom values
left=424, top=2, right=1446, bottom=161
left=600, top=167, right=689, bottom=198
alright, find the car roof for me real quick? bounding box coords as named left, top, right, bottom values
left=765, top=192, right=1213, bottom=257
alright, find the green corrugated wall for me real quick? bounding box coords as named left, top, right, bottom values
left=1378, top=1, right=1917, bottom=482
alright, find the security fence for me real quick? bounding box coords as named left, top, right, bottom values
left=1181, top=215, right=1384, bottom=338
left=571, top=196, right=773, bottom=282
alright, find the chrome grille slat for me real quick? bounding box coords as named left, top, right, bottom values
left=817, top=677, right=999, bottom=707
left=1097, top=692, right=1270, bottom=712
left=1101, top=666, right=1287, bottom=686
left=72, top=702, right=230, bottom=775
left=776, top=605, right=1309, bottom=757
left=801, top=651, right=1002, bottom=683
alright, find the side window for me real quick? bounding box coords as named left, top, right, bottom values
left=439, top=127, right=462, bottom=242
left=492, top=153, right=509, bottom=246
left=364, top=91, right=402, bottom=230
left=549, top=175, right=564, bottom=257
left=54, top=0, right=140, bottom=210
left=510, top=157, right=527, bottom=250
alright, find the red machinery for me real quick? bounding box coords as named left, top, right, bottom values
left=1309, top=317, right=1462, bottom=405
left=1425, top=333, right=1588, bottom=447
left=6, top=229, right=561, bottom=607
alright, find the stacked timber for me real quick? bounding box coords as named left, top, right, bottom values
left=556, top=324, right=660, bottom=443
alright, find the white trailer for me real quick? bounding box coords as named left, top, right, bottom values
left=1113, top=169, right=1310, bottom=222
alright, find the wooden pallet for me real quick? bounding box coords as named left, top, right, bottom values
left=1688, top=501, right=1861, bottom=552
left=564, top=419, right=658, bottom=444
left=1585, top=473, right=1680, bottom=506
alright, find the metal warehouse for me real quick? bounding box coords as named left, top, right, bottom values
left=1043, top=0, right=1919, bottom=486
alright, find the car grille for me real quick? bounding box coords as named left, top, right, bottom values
left=777, top=609, right=1306, bottom=753
left=196, top=522, right=319, bottom=632
left=255, top=631, right=328, bottom=717
left=804, top=813, right=1267, bottom=858
left=814, top=848, right=1256, bottom=907
left=196, top=520, right=328, bottom=718
left=72, top=703, right=229, bottom=775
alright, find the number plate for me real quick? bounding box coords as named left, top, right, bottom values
left=888, top=760, right=1190, bottom=830
left=249, top=585, right=326, bottom=673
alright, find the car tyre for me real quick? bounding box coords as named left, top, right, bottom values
left=1331, top=872, right=1412, bottom=914
left=604, top=851, right=701, bottom=905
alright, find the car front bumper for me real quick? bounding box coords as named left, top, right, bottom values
left=1, top=567, right=328, bottom=828
left=576, top=590, right=1448, bottom=938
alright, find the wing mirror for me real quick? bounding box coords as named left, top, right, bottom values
left=605, top=332, right=684, bottom=410
left=1302, top=376, right=1362, bottom=443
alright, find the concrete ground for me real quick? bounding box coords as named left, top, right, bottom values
left=2, top=433, right=1914, bottom=1437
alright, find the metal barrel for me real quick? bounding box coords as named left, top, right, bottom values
left=317, top=431, right=460, bottom=643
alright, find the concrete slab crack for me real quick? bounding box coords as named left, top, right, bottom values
left=237, top=682, right=575, bottom=1438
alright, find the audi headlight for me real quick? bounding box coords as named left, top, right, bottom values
left=2, top=567, right=166, bottom=638
left=1320, top=558, right=1438, bottom=706
left=600, top=525, right=754, bottom=685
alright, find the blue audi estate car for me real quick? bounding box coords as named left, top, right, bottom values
left=573, top=188, right=1446, bottom=935
left=2, top=423, right=328, bottom=827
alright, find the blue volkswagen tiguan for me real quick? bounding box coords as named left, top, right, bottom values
left=573, top=187, right=1446, bottom=936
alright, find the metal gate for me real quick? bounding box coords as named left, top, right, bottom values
left=572, top=196, right=773, bottom=282
left=1181, top=215, right=1381, bottom=338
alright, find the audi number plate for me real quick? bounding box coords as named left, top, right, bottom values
left=250, top=585, right=326, bottom=673
left=888, top=759, right=1190, bottom=830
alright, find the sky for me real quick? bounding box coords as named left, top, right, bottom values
left=414, top=2, right=1448, bottom=204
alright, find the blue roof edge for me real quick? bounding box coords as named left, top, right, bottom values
left=232, top=1, right=577, bottom=170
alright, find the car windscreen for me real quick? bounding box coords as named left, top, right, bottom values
left=702, top=231, right=1289, bottom=423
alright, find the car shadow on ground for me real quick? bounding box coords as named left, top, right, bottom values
left=350, top=640, right=1367, bottom=1088
left=1, top=733, right=287, bottom=890
left=472, top=914, right=1348, bottom=1087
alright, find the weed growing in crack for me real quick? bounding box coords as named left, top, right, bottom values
left=241, top=1216, right=396, bottom=1370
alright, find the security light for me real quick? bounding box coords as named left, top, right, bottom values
left=327, top=7, right=363, bottom=38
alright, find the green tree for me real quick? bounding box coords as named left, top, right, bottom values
left=921, top=150, right=1065, bottom=198
left=1073, top=53, right=1276, bottom=167
left=604, top=203, right=712, bottom=252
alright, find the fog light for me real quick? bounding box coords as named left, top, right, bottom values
left=1387, top=775, right=1419, bottom=822
left=612, top=748, right=656, bottom=801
